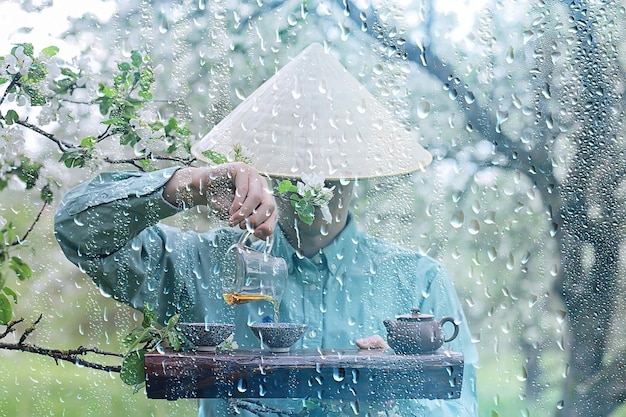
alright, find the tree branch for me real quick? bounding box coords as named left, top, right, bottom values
left=1, top=315, right=122, bottom=373
left=0, top=73, right=22, bottom=107
left=15, top=119, right=76, bottom=152
left=11, top=201, right=48, bottom=246
left=103, top=154, right=195, bottom=170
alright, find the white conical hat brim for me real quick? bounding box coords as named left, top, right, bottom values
left=191, top=43, right=432, bottom=179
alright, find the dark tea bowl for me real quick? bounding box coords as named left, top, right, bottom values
left=249, top=322, right=308, bottom=353
left=176, top=323, right=234, bottom=352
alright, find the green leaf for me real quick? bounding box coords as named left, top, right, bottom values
left=202, top=150, right=228, bottom=165
left=118, top=62, right=131, bottom=71
left=123, top=327, right=157, bottom=349
left=277, top=180, right=297, bottom=194
left=101, top=118, right=126, bottom=126
left=131, top=51, right=143, bottom=68
left=137, top=90, right=152, bottom=100
left=100, top=86, right=117, bottom=98
left=15, top=157, right=42, bottom=189
left=0, top=294, right=12, bottom=325
left=142, top=303, right=157, bottom=328
left=59, top=149, right=89, bottom=168
left=5, top=110, right=19, bottom=125
left=120, top=349, right=147, bottom=386
left=80, top=136, right=98, bottom=148
left=23, top=85, right=46, bottom=106
left=10, top=257, right=32, bottom=280
left=164, top=118, right=178, bottom=135
left=165, top=314, right=180, bottom=331
left=41, top=46, right=59, bottom=57
left=3, top=287, right=18, bottom=303
left=120, top=132, right=141, bottom=147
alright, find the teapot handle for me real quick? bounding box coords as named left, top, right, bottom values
left=237, top=230, right=275, bottom=255
left=439, top=317, right=460, bottom=343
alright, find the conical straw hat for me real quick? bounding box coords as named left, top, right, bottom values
left=191, top=43, right=432, bottom=179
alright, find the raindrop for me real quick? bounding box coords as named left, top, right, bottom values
left=416, top=101, right=431, bottom=119
left=506, top=254, right=515, bottom=270
left=487, top=247, right=497, bottom=262
left=332, top=367, right=345, bottom=382
left=556, top=400, right=565, bottom=410
left=468, top=219, right=480, bottom=235
left=464, top=91, right=476, bottom=104
left=235, top=87, right=247, bottom=101
left=551, top=51, right=561, bottom=64
left=287, top=13, right=298, bottom=26
left=372, top=64, right=384, bottom=75
left=549, top=222, right=559, bottom=237
left=159, top=16, right=169, bottom=34
left=237, top=378, right=248, bottom=393
left=448, top=87, right=458, bottom=101
left=350, top=400, right=360, bottom=414
left=541, top=83, right=551, bottom=99
left=450, top=210, right=464, bottom=228
left=339, top=24, right=351, bottom=41
left=495, top=110, right=509, bottom=133
left=505, top=46, right=514, bottom=64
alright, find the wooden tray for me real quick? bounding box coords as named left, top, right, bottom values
left=145, top=349, right=463, bottom=401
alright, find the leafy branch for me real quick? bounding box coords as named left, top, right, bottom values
left=0, top=44, right=199, bottom=387
left=119, top=304, right=190, bottom=389
left=0, top=316, right=122, bottom=373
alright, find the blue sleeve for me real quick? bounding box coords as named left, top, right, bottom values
left=53, top=168, right=236, bottom=324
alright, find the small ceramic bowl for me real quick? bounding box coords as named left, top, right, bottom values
left=249, top=322, right=308, bottom=353
left=176, top=323, right=234, bottom=352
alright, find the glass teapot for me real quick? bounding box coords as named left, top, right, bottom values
left=221, top=231, right=287, bottom=320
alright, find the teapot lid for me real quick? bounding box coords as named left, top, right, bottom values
left=396, top=307, right=434, bottom=321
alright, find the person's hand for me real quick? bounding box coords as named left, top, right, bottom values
left=355, top=334, right=389, bottom=350
left=164, top=163, right=277, bottom=239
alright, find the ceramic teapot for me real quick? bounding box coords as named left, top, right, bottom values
left=383, top=307, right=460, bottom=354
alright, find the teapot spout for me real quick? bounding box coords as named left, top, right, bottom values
left=383, top=319, right=394, bottom=331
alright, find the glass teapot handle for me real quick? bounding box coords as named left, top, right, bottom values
left=237, top=230, right=275, bottom=255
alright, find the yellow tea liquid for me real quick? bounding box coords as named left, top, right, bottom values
left=223, top=293, right=280, bottom=322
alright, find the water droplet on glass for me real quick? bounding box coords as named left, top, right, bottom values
left=332, top=367, right=345, bottom=382
left=159, top=16, right=169, bottom=34
left=237, top=378, right=248, bottom=393
left=506, top=254, right=515, bottom=270
left=450, top=211, right=464, bottom=228
left=495, top=110, right=509, bottom=133
left=417, top=101, right=431, bottom=119
left=235, top=87, right=246, bottom=101
left=506, top=46, right=515, bottom=64
left=468, top=219, right=480, bottom=235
